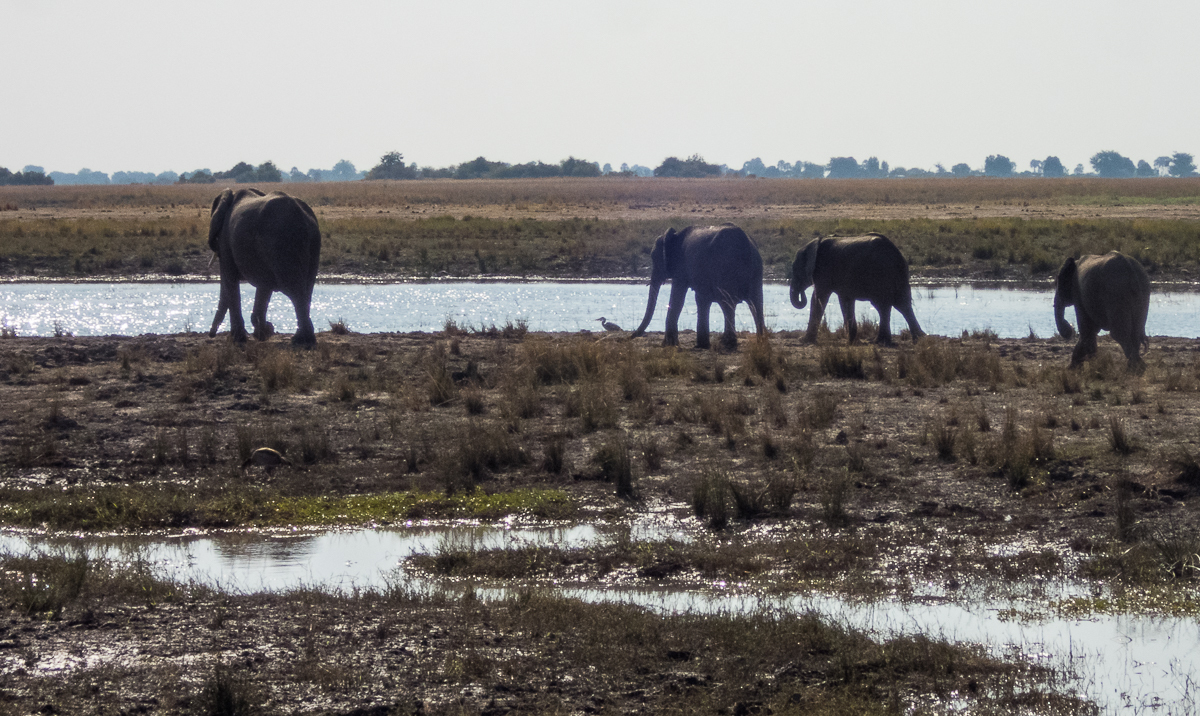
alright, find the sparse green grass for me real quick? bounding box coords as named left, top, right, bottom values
left=4, top=178, right=1200, bottom=280
left=0, top=485, right=573, bottom=530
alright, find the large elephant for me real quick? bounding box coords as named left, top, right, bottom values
left=208, top=188, right=321, bottom=346
left=630, top=224, right=766, bottom=349
left=790, top=233, right=924, bottom=345
left=1054, top=251, right=1150, bottom=371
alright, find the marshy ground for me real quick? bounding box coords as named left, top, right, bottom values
left=1, top=177, right=1199, bottom=713
left=1, top=325, right=1198, bottom=713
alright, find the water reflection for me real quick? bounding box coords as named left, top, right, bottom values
left=0, top=281, right=1198, bottom=338
left=0, top=524, right=1195, bottom=712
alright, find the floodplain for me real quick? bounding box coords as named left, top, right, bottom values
left=0, top=177, right=1198, bottom=714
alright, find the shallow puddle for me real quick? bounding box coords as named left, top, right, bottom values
left=1, top=281, right=1199, bottom=339
left=2, top=523, right=1196, bottom=712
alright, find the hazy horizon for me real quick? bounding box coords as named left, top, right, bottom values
left=5, top=1, right=1197, bottom=176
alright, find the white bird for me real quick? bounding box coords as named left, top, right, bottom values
left=597, top=317, right=623, bottom=332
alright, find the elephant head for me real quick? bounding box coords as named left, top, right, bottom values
left=631, top=227, right=685, bottom=337
left=209, top=187, right=266, bottom=253
left=1053, top=257, right=1078, bottom=340
left=789, top=239, right=820, bottom=310
left=208, top=189, right=235, bottom=253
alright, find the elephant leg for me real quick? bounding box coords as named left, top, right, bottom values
left=251, top=288, right=275, bottom=341
left=839, top=295, right=858, bottom=343
left=1112, top=324, right=1146, bottom=373
left=1069, top=311, right=1099, bottom=368
left=663, top=282, right=689, bottom=347
left=694, top=290, right=713, bottom=350
left=222, top=277, right=249, bottom=344
left=208, top=293, right=227, bottom=338
left=718, top=299, right=738, bottom=350
left=803, top=289, right=832, bottom=344
left=289, top=290, right=316, bottom=347
left=751, top=284, right=766, bottom=338
left=873, top=302, right=894, bottom=346
left=897, top=298, right=925, bottom=341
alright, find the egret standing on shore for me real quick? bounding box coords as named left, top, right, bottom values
left=597, top=317, right=623, bottom=332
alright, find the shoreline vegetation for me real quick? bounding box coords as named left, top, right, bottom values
left=1, top=177, right=1199, bottom=284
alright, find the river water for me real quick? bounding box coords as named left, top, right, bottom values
left=0, top=281, right=1198, bottom=339
left=1, top=524, right=1196, bottom=713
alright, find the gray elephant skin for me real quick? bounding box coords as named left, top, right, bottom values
left=630, top=224, right=766, bottom=349
left=208, top=188, right=321, bottom=346
left=790, top=233, right=924, bottom=345
left=1054, top=251, right=1150, bottom=370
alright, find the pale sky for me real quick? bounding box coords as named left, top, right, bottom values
left=5, top=0, right=1198, bottom=175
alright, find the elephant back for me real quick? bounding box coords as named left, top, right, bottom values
left=683, top=224, right=762, bottom=295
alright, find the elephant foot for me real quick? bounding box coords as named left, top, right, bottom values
left=291, top=332, right=317, bottom=348
left=801, top=335, right=818, bottom=346
left=720, top=335, right=738, bottom=351
left=230, top=330, right=249, bottom=344
left=207, top=329, right=219, bottom=338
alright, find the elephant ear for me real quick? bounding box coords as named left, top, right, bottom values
left=662, top=228, right=684, bottom=274
left=1055, top=257, right=1078, bottom=306
left=208, top=189, right=235, bottom=253
left=802, top=239, right=820, bottom=282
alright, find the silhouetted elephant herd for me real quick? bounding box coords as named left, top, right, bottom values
left=207, top=189, right=1152, bottom=372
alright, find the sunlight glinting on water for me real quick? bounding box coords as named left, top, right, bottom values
left=1, top=282, right=1198, bottom=339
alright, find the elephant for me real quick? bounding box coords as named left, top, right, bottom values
left=789, top=233, right=925, bottom=345
left=1054, top=251, right=1150, bottom=371
left=630, top=224, right=766, bottom=349
left=207, top=188, right=321, bottom=346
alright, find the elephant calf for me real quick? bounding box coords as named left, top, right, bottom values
left=630, top=224, right=766, bottom=349
left=1054, top=251, right=1150, bottom=371
left=790, top=233, right=924, bottom=345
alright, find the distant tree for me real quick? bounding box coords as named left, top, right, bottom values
left=0, top=166, right=53, bottom=185
left=602, top=163, right=612, bottom=174
left=1168, top=152, right=1197, bottom=177
left=1136, top=160, right=1157, bottom=178
left=1154, top=156, right=1172, bottom=176
left=306, top=169, right=324, bottom=182
left=862, top=157, right=887, bottom=178
left=797, top=162, right=825, bottom=179
left=22, top=165, right=45, bottom=175
left=366, top=151, right=419, bottom=180
left=255, top=161, right=282, bottom=183
left=1073, top=164, right=1086, bottom=176
left=826, top=157, right=862, bottom=179
left=951, top=163, right=972, bottom=177
left=741, top=157, right=769, bottom=177
left=421, top=166, right=453, bottom=179
left=329, top=160, right=361, bottom=181
left=454, top=156, right=507, bottom=179
left=155, top=171, right=178, bottom=185
left=178, top=169, right=214, bottom=184
left=934, top=163, right=948, bottom=175
left=214, top=162, right=256, bottom=183
left=983, top=155, right=1015, bottom=177
left=1089, top=151, right=1136, bottom=178
left=1029, top=159, right=1043, bottom=175
left=287, top=167, right=309, bottom=183
left=1041, top=156, right=1066, bottom=178
left=653, top=155, right=721, bottom=178
left=560, top=156, right=601, bottom=177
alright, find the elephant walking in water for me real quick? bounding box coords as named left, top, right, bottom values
left=208, top=188, right=322, bottom=346
left=630, top=224, right=766, bottom=349
left=1054, top=251, right=1150, bottom=371
left=790, top=233, right=924, bottom=345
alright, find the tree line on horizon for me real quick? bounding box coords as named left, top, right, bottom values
left=2, top=149, right=1196, bottom=187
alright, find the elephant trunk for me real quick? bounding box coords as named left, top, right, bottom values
left=1054, top=298, right=1075, bottom=339
left=631, top=280, right=662, bottom=338
left=790, top=282, right=807, bottom=310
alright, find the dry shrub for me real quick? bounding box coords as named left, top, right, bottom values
left=818, top=470, right=854, bottom=526
left=899, top=339, right=1002, bottom=387
left=802, top=390, right=839, bottom=430
left=819, top=345, right=874, bottom=379
left=499, top=367, right=542, bottom=420
left=254, top=346, right=298, bottom=393
left=593, top=433, right=634, bottom=497
left=740, top=334, right=778, bottom=378
left=1109, top=416, right=1134, bottom=455
left=564, top=381, right=618, bottom=433
left=521, top=336, right=611, bottom=385
left=692, top=470, right=729, bottom=530
left=542, top=434, right=568, bottom=475
left=456, top=421, right=527, bottom=481
left=642, top=346, right=695, bottom=379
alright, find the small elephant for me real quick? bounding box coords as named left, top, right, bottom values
left=630, top=224, right=766, bottom=349
left=208, top=188, right=321, bottom=346
left=1054, top=251, right=1150, bottom=371
left=790, top=233, right=924, bottom=345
